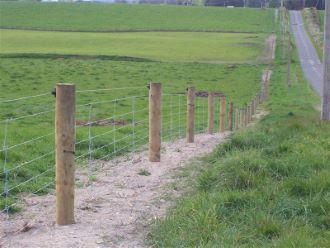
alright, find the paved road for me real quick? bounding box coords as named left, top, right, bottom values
left=290, top=10, right=323, bottom=96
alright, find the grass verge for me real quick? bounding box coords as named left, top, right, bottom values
left=147, top=27, right=330, bottom=247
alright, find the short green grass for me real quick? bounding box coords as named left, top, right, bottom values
left=147, top=24, right=330, bottom=247
left=0, top=3, right=274, bottom=33
left=0, top=29, right=267, bottom=62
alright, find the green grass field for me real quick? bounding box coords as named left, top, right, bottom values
left=147, top=25, right=330, bottom=247
left=0, top=57, right=264, bottom=211
left=0, top=2, right=274, bottom=33
left=0, top=29, right=266, bottom=62
left=0, top=3, right=272, bottom=213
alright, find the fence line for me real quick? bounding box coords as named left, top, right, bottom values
left=0, top=92, right=50, bottom=104
left=1, top=72, right=271, bottom=225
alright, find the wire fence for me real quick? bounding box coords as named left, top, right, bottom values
left=0, top=75, right=270, bottom=222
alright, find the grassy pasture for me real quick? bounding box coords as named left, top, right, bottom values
left=0, top=3, right=273, bottom=213
left=0, top=58, right=264, bottom=210
left=0, top=29, right=267, bottom=62
left=0, top=3, right=274, bottom=33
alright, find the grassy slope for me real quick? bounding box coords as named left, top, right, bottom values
left=319, top=10, right=325, bottom=30
left=0, top=30, right=266, bottom=62
left=148, top=24, right=330, bottom=248
left=0, top=3, right=274, bottom=33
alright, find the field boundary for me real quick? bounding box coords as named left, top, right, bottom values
left=0, top=68, right=272, bottom=246
left=0, top=27, right=272, bottom=34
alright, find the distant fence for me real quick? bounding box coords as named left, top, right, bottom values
left=0, top=69, right=271, bottom=225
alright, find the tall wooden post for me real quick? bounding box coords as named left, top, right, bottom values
left=207, top=92, right=214, bottom=134
left=287, top=39, right=292, bottom=88
left=240, top=108, right=244, bottom=128
left=245, top=108, right=249, bottom=126
left=228, top=102, right=233, bottom=131
left=55, top=84, right=75, bottom=225
left=219, top=96, right=226, bottom=133
left=235, top=108, right=239, bottom=130
left=249, top=104, right=253, bottom=121
left=186, top=86, right=195, bottom=143
left=149, top=83, right=162, bottom=162
left=322, top=0, right=330, bottom=120
left=265, top=70, right=270, bottom=100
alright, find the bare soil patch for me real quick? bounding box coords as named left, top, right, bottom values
left=0, top=132, right=232, bottom=248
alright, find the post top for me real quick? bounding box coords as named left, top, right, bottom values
left=56, top=83, right=75, bottom=86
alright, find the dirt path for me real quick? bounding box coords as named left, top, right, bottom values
left=0, top=132, right=232, bottom=248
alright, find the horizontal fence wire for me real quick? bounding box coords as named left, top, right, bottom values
left=76, top=86, right=147, bottom=93
left=0, top=132, right=54, bottom=153
left=0, top=109, right=55, bottom=124
left=1, top=78, right=267, bottom=219
left=77, top=95, right=148, bottom=108
left=0, top=92, right=50, bottom=104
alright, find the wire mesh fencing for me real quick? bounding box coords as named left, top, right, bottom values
left=0, top=73, right=271, bottom=223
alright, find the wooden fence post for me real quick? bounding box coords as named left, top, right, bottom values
left=235, top=108, right=239, bottom=130
left=186, top=86, right=195, bottom=143
left=220, top=96, right=226, bottom=133
left=228, top=101, right=233, bottom=131
left=251, top=99, right=255, bottom=116
left=240, top=108, right=244, bottom=128
left=207, top=92, right=214, bottom=134
left=245, top=108, right=249, bottom=126
left=149, top=83, right=162, bottom=162
left=55, top=84, right=75, bottom=225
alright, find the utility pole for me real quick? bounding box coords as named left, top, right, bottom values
left=287, top=39, right=292, bottom=87
left=322, top=0, right=330, bottom=120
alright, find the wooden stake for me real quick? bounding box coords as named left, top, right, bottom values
left=149, top=83, right=162, bottom=162
left=219, top=96, right=226, bottom=133
left=235, top=108, right=239, bottom=130
left=240, top=108, right=244, bottom=128
left=55, top=84, right=75, bottom=225
left=228, top=101, right=234, bottom=131
left=245, top=108, right=249, bottom=126
left=207, top=92, right=214, bottom=134
left=287, top=39, right=292, bottom=88
left=186, top=86, right=195, bottom=143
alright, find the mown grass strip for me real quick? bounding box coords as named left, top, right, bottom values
left=0, top=29, right=266, bottom=63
